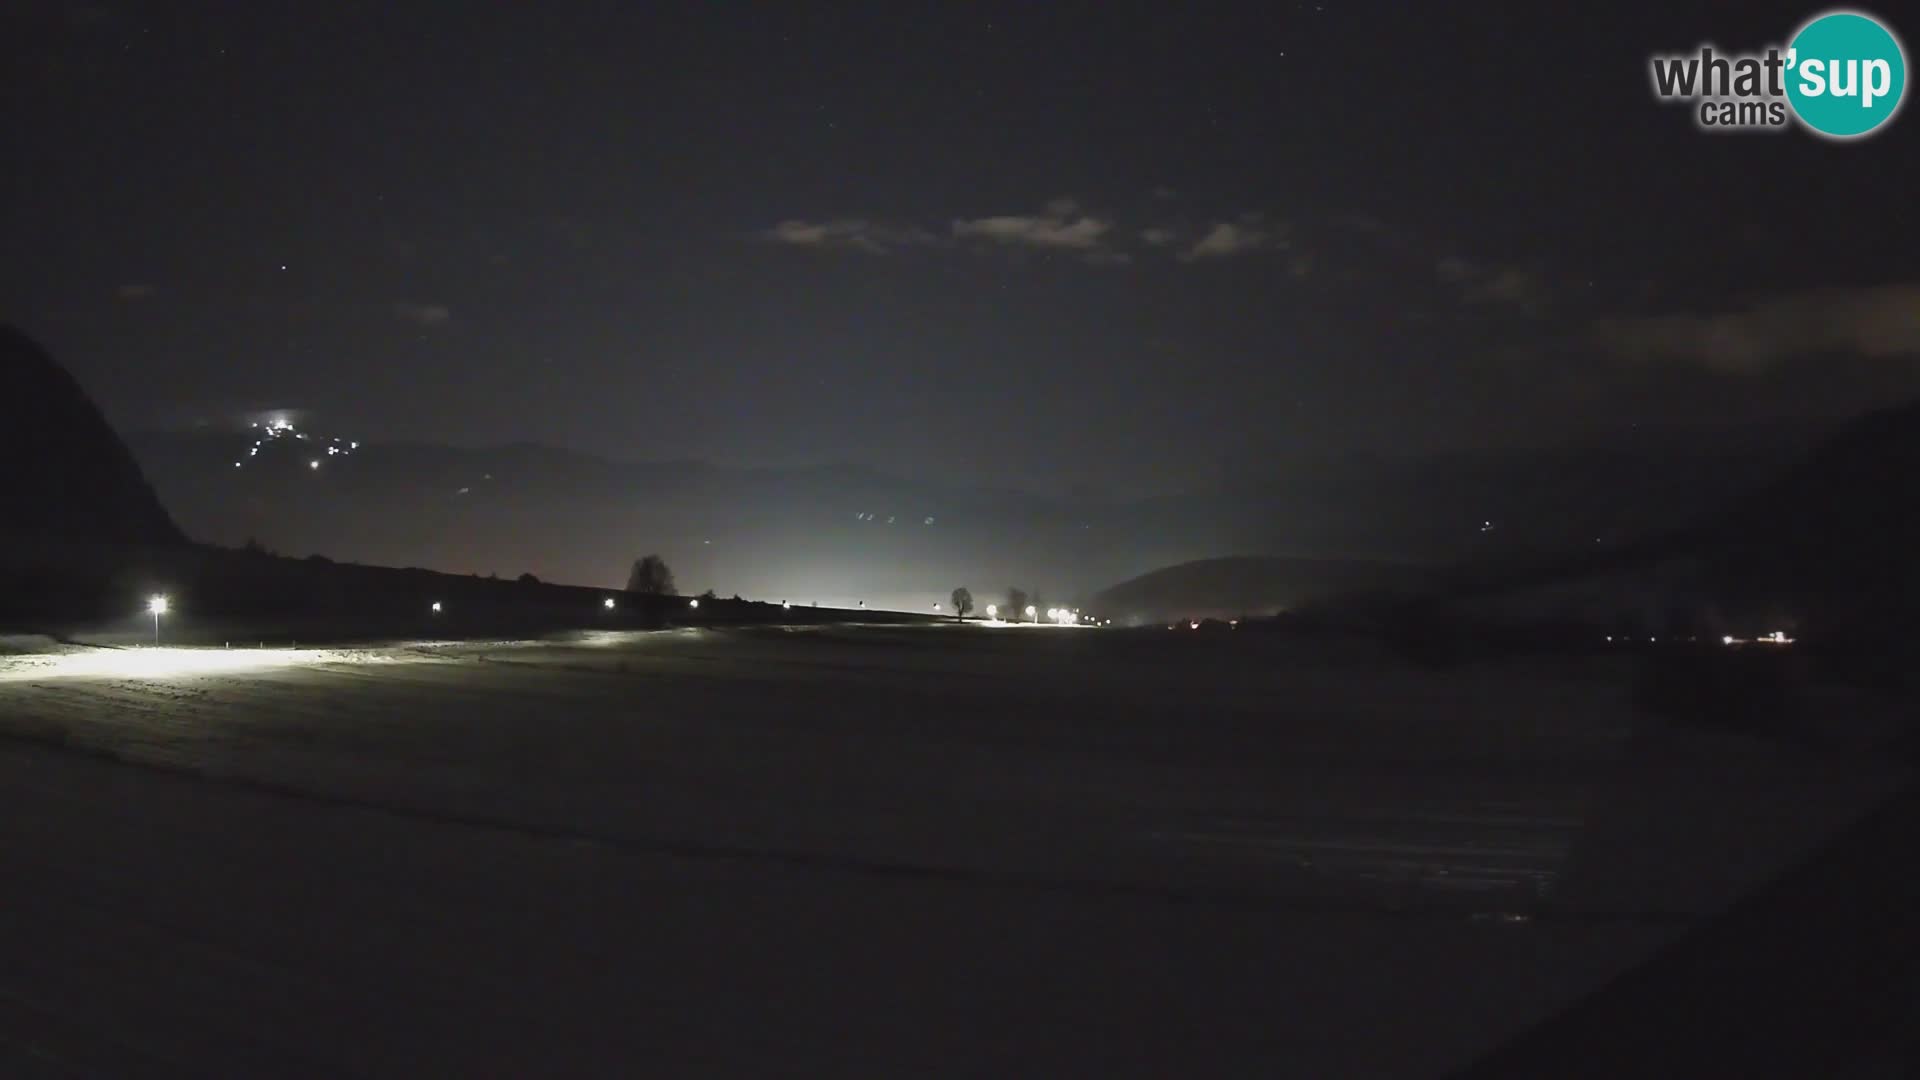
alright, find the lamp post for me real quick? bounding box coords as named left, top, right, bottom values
left=148, top=594, right=168, bottom=645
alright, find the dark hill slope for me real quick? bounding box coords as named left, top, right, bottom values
left=1088, top=555, right=1432, bottom=623
left=0, top=325, right=183, bottom=546
left=1705, top=396, right=1920, bottom=641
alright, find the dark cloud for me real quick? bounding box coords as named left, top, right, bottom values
left=762, top=219, right=937, bottom=254
left=392, top=302, right=452, bottom=327
left=1437, top=257, right=1552, bottom=315
left=1591, top=283, right=1920, bottom=373
left=952, top=204, right=1112, bottom=251
left=1180, top=221, right=1275, bottom=261
left=771, top=203, right=1311, bottom=268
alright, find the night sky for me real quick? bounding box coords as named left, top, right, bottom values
left=6, top=1, right=1917, bottom=497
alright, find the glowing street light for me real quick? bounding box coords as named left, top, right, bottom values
left=309, top=460, right=320, bottom=470
left=782, top=600, right=791, bottom=610
left=147, top=594, right=168, bottom=645
left=603, top=597, right=617, bottom=610
left=985, top=604, right=998, bottom=619
left=1025, top=605, right=1037, bottom=622
left=689, top=598, right=700, bottom=609
left=430, top=601, right=442, bottom=613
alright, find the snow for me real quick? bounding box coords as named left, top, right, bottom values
left=0, top=626, right=1906, bottom=1076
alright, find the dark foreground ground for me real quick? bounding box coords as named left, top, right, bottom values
left=0, top=624, right=1910, bottom=1077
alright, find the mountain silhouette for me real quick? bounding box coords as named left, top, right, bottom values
left=1706, top=396, right=1920, bottom=644
left=1087, top=555, right=1432, bottom=623
left=0, top=325, right=183, bottom=547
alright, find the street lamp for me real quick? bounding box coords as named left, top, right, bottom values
left=430, top=601, right=442, bottom=614
left=985, top=604, right=998, bottom=620
left=147, top=594, right=168, bottom=645
left=1025, top=604, right=1037, bottom=623
left=689, top=598, right=700, bottom=609
left=604, top=597, right=616, bottom=610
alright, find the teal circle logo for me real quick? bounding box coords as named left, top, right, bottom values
left=1786, top=11, right=1907, bottom=138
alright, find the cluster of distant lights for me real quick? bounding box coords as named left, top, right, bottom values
left=419, top=596, right=807, bottom=616
left=978, top=603, right=1110, bottom=626
left=233, top=418, right=359, bottom=471
left=1604, top=631, right=1795, bottom=646
left=853, top=512, right=937, bottom=526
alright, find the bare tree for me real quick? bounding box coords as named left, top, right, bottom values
left=626, top=554, right=676, bottom=595
left=950, top=587, right=973, bottom=621
left=1006, top=587, right=1029, bottom=622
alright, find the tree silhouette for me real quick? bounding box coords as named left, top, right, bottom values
left=1006, top=588, right=1029, bottom=621
left=950, top=587, right=973, bottom=620
left=626, top=554, right=676, bottom=595
left=517, top=571, right=540, bottom=584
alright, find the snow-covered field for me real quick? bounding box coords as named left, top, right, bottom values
left=0, top=625, right=1906, bottom=1076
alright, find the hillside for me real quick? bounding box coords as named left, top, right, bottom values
left=1705, top=396, right=1920, bottom=643
left=1404, top=395, right=1920, bottom=652
left=0, top=325, right=183, bottom=547
left=1087, top=556, right=1433, bottom=623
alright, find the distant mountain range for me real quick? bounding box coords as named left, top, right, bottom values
left=7, top=319, right=1902, bottom=638
left=122, top=419, right=1827, bottom=613
left=1348, top=395, right=1920, bottom=649
left=1087, top=556, right=1435, bottom=624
